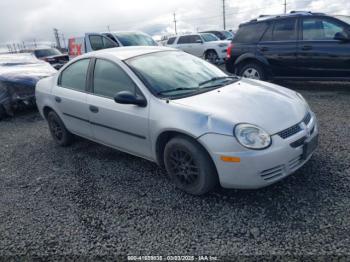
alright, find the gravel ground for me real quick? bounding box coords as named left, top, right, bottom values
left=0, top=82, right=349, bottom=260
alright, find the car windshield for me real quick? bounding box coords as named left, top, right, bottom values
left=221, top=31, right=233, bottom=39
left=335, top=15, right=350, bottom=25
left=127, top=51, right=237, bottom=98
left=34, top=49, right=61, bottom=58
left=200, top=33, right=219, bottom=42
left=115, top=33, right=158, bottom=46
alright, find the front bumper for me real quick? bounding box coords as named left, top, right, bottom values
left=198, top=113, right=319, bottom=189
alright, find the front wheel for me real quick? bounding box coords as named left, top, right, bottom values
left=239, top=62, right=266, bottom=80
left=47, top=111, right=74, bottom=146
left=164, top=136, right=219, bottom=195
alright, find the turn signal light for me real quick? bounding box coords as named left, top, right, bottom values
left=220, top=156, right=241, bottom=163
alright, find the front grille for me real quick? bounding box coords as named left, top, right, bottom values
left=278, top=123, right=302, bottom=139
left=278, top=112, right=312, bottom=139
left=260, top=165, right=285, bottom=181
left=303, top=112, right=312, bottom=125
left=290, top=136, right=307, bottom=148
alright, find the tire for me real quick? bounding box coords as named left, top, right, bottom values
left=205, top=50, right=219, bottom=64
left=164, top=136, right=219, bottom=195
left=47, top=111, right=73, bottom=146
left=239, top=62, right=266, bottom=80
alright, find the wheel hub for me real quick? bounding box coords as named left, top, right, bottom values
left=169, top=149, right=199, bottom=185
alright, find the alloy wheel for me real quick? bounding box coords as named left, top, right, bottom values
left=168, top=149, right=199, bottom=186
left=49, top=117, right=63, bottom=141
left=206, top=52, right=219, bottom=64
left=242, top=68, right=261, bottom=79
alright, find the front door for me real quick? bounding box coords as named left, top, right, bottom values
left=297, top=17, right=350, bottom=78
left=86, top=58, right=151, bottom=158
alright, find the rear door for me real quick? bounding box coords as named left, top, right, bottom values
left=297, top=16, right=350, bottom=78
left=85, top=33, right=118, bottom=53
left=53, top=58, right=93, bottom=139
left=257, top=18, right=298, bottom=77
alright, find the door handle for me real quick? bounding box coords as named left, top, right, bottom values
left=301, top=45, right=312, bottom=51
left=89, top=105, right=99, bottom=113
left=55, top=96, right=62, bottom=103
left=259, top=46, right=269, bottom=52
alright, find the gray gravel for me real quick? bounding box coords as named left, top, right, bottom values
left=0, top=82, right=349, bottom=259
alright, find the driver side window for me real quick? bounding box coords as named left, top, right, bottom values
left=93, top=59, right=136, bottom=98
left=302, top=18, right=349, bottom=40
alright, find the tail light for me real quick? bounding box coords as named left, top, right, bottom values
left=227, top=43, right=233, bottom=59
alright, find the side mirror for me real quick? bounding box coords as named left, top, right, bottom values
left=195, top=39, right=203, bottom=44
left=114, top=91, right=147, bottom=107
left=334, top=32, right=350, bottom=42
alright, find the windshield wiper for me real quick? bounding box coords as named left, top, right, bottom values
left=199, top=76, right=238, bottom=87
left=157, top=87, right=199, bottom=95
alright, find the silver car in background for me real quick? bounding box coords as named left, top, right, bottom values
left=36, top=46, right=318, bottom=195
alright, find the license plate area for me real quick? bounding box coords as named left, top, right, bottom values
left=302, top=134, right=319, bottom=160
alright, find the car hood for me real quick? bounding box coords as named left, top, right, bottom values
left=172, top=79, right=308, bottom=135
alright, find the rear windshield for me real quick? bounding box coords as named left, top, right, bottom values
left=116, top=33, right=158, bottom=46
left=34, top=49, right=61, bottom=58
left=234, top=22, right=269, bottom=43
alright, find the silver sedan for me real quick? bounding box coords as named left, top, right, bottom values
left=36, top=46, right=319, bottom=195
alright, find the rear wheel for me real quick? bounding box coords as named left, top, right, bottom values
left=239, top=62, right=266, bottom=80
left=47, top=111, right=73, bottom=146
left=164, top=136, right=218, bottom=195
left=205, top=50, right=219, bottom=64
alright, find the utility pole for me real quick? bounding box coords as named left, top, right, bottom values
left=173, top=12, right=178, bottom=35
left=222, top=0, right=226, bottom=30
left=53, top=28, right=61, bottom=49
left=60, top=33, right=67, bottom=49
left=284, top=0, right=287, bottom=14
left=107, top=25, right=111, bottom=32
left=33, top=39, right=37, bottom=48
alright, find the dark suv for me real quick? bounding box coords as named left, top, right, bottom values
left=225, top=11, right=350, bottom=80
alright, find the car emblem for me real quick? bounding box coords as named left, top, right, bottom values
left=300, top=122, right=311, bottom=137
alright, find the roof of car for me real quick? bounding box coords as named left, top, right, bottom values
left=85, top=46, right=176, bottom=60
left=245, top=11, right=327, bottom=24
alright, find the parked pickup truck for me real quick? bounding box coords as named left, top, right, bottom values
left=68, top=32, right=158, bottom=58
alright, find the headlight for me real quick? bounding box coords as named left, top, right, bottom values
left=218, top=43, right=228, bottom=48
left=234, top=124, right=271, bottom=150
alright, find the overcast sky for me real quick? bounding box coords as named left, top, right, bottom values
left=0, top=0, right=349, bottom=45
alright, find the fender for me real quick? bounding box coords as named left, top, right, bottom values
left=234, top=53, right=270, bottom=68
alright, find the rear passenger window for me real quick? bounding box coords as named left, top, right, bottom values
left=93, top=59, right=136, bottom=98
left=177, top=35, right=201, bottom=44
left=273, top=19, right=297, bottom=41
left=59, top=59, right=90, bottom=91
left=89, top=35, right=104, bottom=50
left=103, top=37, right=117, bottom=48
left=234, top=22, right=269, bottom=43
left=167, top=37, right=176, bottom=45
left=89, top=35, right=117, bottom=50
